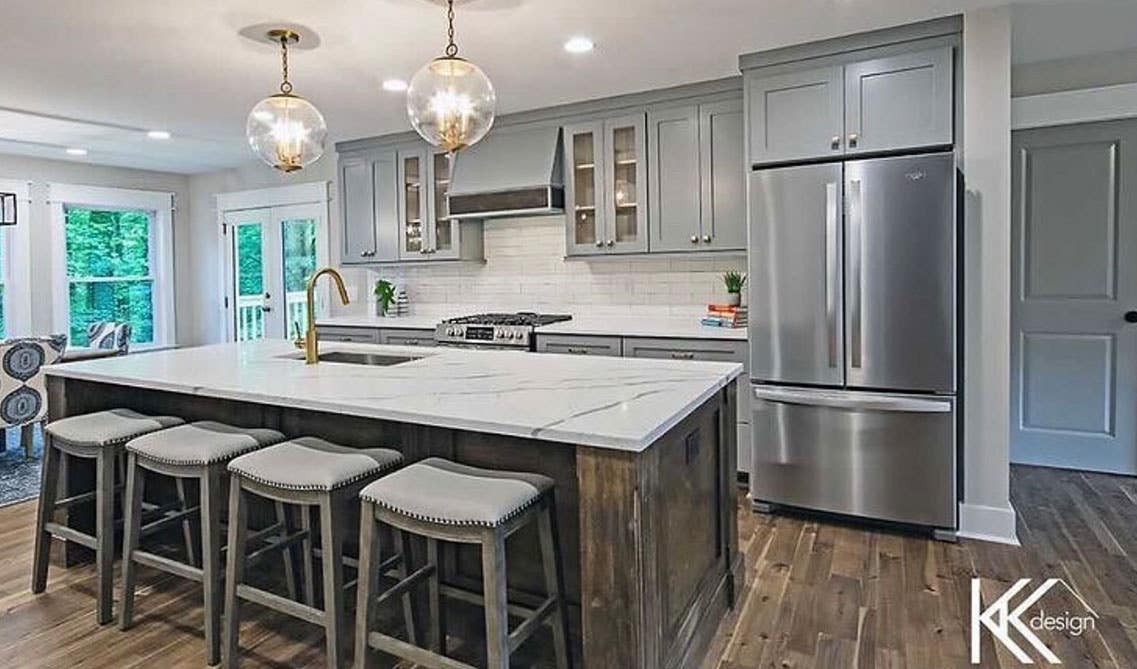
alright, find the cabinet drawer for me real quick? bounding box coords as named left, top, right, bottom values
left=622, top=337, right=748, bottom=370
left=379, top=328, right=436, bottom=347
left=536, top=334, right=622, bottom=357
left=315, top=327, right=380, bottom=344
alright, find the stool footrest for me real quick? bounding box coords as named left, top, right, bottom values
left=508, top=596, right=559, bottom=653
left=375, top=563, right=436, bottom=609
left=367, top=631, right=476, bottom=669
left=131, top=549, right=203, bottom=583
left=44, top=522, right=96, bottom=550
left=235, top=583, right=324, bottom=626
left=139, top=506, right=200, bottom=537
left=439, top=582, right=540, bottom=620
left=244, top=528, right=307, bottom=567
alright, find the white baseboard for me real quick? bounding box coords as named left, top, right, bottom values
left=958, top=502, right=1020, bottom=545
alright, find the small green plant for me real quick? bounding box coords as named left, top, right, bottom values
left=374, top=279, right=396, bottom=314
left=723, top=271, right=747, bottom=294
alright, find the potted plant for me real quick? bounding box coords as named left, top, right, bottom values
left=374, top=279, right=396, bottom=317
left=722, top=271, right=747, bottom=307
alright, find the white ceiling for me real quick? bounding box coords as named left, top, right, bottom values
left=1011, top=0, right=1137, bottom=64
left=0, top=0, right=1121, bottom=174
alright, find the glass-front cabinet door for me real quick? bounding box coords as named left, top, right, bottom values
left=427, top=150, right=458, bottom=259
left=603, top=114, right=648, bottom=253
left=398, top=148, right=428, bottom=259
left=564, top=121, right=605, bottom=255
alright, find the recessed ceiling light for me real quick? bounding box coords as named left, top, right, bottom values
left=382, top=78, right=408, bottom=92
left=564, top=36, right=595, bottom=54
left=147, top=130, right=171, bottom=140
left=66, top=148, right=88, bottom=156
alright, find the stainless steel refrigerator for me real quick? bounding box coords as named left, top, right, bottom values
left=749, top=151, right=958, bottom=531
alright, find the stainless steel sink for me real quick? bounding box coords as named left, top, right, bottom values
left=316, top=351, right=422, bottom=366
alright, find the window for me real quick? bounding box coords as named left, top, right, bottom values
left=50, top=185, right=175, bottom=349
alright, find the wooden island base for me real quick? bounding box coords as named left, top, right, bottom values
left=47, top=376, right=741, bottom=669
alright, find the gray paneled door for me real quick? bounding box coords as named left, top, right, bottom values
left=1011, top=120, right=1137, bottom=475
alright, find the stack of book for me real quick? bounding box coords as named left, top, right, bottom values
left=393, top=287, right=410, bottom=316
left=701, top=303, right=747, bottom=328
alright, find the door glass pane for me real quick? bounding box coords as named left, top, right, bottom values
left=281, top=219, right=317, bottom=339
left=572, top=132, right=597, bottom=246
left=611, top=126, right=639, bottom=243
left=404, top=156, right=423, bottom=253
left=433, top=153, right=452, bottom=252
left=64, top=207, right=154, bottom=344
left=234, top=223, right=265, bottom=342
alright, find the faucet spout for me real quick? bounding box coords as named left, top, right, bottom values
left=304, top=267, right=351, bottom=364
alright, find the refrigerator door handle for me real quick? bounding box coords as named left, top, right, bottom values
left=752, top=386, right=952, bottom=413
left=825, top=181, right=839, bottom=368
left=848, top=178, right=863, bottom=370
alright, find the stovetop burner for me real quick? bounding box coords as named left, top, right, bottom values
left=442, top=312, right=573, bottom=327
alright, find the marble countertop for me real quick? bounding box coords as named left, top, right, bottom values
left=317, top=313, right=747, bottom=341
left=45, top=340, right=742, bottom=452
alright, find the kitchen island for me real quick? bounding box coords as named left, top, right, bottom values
left=44, top=340, right=743, bottom=669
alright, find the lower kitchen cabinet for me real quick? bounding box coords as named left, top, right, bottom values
left=535, top=334, right=623, bottom=357
left=379, top=328, right=436, bottom=347
left=315, top=326, right=381, bottom=343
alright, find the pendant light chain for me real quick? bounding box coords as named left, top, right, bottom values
left=444, top=0, right=459, bottom=58
left=279, top=35, right=293, bottom=95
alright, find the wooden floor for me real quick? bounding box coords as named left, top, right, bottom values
left=1, top=465, right=1135, bottom=668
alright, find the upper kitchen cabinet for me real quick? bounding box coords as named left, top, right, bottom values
left=741, top=19, right=959, bottom=166
left=564, top=115, right=648, bottom=255
left=647, top=99, right=746, bottom=253
left=340, top=150, right=399, bottom=264
left=398, top=147, right=429, bottom=258
left=745, top=66, right=845, bottom=166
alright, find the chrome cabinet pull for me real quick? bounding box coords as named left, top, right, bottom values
left=691, top=234, right=699, bottom=243
left=670, top=351, right=695, bottom=360
left=831, top=135, right=841, bottom=150
left=606, top=239, right=614, bottom=247
left=566, top=347, right=590, bottom=355
left=848, top=133, right=859, bottom=148
left=702, top=234, right=711, bottom=243
left=595, top=240, right=604, bottom=248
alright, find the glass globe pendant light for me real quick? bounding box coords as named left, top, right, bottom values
left=246, top=29, right=327, bottom=173
left=406, top=0, right=496, bottom=153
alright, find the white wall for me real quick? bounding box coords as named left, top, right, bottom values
left=0, top=154, right=190, bottom=343
left=960, top=7, right=1016, bottom=545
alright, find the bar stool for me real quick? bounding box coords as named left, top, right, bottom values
left=222, top=437, right=407, bottom=669
left=118, top=421, right=285, bottom=666
left=354, top=457, right=571, bottom=669
left=31, top=408, right=184, bottom=624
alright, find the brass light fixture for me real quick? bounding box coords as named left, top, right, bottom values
left=406, top=0, right=496, bottom=154
left=246, top=29, right=327, bottom=173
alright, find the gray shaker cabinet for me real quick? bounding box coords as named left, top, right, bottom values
left=699, top=99, right=747, bottom=250
left=340, top=150, right=399, bottom=264
left=746, top=65, right=844, bottom=166
left=844, top=47, right=953, bottom=156
left=564, top=121, right=606, bottom=256
left=564, top=115, right=649, bottom=255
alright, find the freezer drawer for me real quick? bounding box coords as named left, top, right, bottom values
left=750, top=385, right=956, bottom=528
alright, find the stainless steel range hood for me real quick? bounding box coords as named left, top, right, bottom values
left=447, top=126, right=564, bottom=219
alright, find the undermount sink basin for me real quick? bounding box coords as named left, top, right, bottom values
left=281, top=351, right=423, bottom=366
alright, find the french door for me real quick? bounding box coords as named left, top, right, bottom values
left=224, top=203, right=324, bottom=342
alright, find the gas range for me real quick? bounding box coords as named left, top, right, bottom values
left=434, top=312, right=573, bottom=350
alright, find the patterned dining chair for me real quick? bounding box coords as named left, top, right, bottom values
left=86, top=321, right=132, bottom=355
left=1, top=335, right=67, bottom=458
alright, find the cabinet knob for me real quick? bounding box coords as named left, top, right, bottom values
left=691, top=234, right=699, bottom=243
left=702, top=235, right=711, bottom=243
left=606, top=239, right=614, bottom=247
left=831, top=136, right=841, bottom=150
left=595, top=240, right=604, bottom=247
left=848, top=133, right=859, bottom=147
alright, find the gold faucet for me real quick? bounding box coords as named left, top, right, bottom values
left=303, top=267, right=351, bottom=364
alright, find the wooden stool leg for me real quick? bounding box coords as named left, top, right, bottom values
left=395, top=529, right=419, bottom=647
left=353, top=502, right=380, bottom=669
left=201, top=467, right=224, bottom=666
left=21, top=423, right=36, bottom=459
left=539, top=500, right=572, bottom=669
left=299, top=504, right=316, bottom=607
left=95, top=449, right=116, bottom=625
left=222, top=478, right=249, bottom=669
left=31, top=435, right=61, bottom=593
left=119, top=454, right=146, bottom=630
left=319, top=494, right=346, bottom=669
left=275, top=501, right=299, bottom=602
left=426, top=537, right=444, bottom=654
left=175, top=477, right=199, bottom=568
left=481, top=530, right=510, bottom=669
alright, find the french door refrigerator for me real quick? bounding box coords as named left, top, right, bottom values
left=749, top=151, right=958, bottom=531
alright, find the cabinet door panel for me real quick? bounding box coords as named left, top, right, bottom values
left=604, top=114, right=648, bottom=253
left=372, top=151, right=400, bottom=262
left=844, top=47, right=953, bottom=155
left=700, top=99, right=746, bottom=250
left=398, top=148, right=429, bottom=259
left=427, top=150, right=461, bottom=259
left=340, top=156, right=376, bottom=264
left=564, top=122, right=605, bottom=256
left=746, top=66, right=844, bottom=165
left=535, top=334, right=622, bottom=357
left=379, top=328, right=436, bottom=347
left=648, top=106, right=702, bottom=253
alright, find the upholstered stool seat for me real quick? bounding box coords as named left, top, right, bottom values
left=227, top=437, right=401, bottom=492
left=223, top=438, right=407, bottom=669
left=360, top=457, right=554, bottom=528
left=119, top=421, right=284, bottom=665
left=354, top=458, right=570, bottom=669
left=32, top=409, right=184, bottom=626
left=46, top=408, right=182, bottom=448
